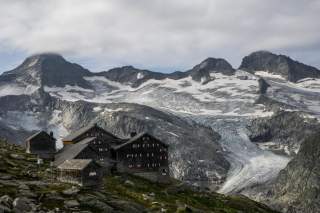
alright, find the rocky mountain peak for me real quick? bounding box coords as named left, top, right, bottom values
left=240, top=50, right=320, bottom=82
left=17, top=53, right=68, bottom=71
left=188, top=57, right=235, bottom=82
left=199, top=57, right=233, bottom=70
left=99, top=65, right=169, bottom=87
left=1, top=53, right=93, bottom=89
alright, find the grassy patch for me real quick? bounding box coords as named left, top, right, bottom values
left=103, top=174, right=279, bottom=213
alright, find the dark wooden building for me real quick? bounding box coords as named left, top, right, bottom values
left=112, top=132, right=170, bottom=183
left=62, top=123, right=119, bottom=145
left=57, top=159, right=103, bottom=187
left=54, top=137, right=99, bottom=166
left=25, top=131, right=56, bottom=160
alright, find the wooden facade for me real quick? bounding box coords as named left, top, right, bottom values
left=112, top=133, right=170, bottom=182
left=25, top=131, right=56, bottom=160
left=62, top=124, right=119, bottom=145
left=54, top=138, right=99, bottom=166
left=82, top=137, right=112, bottom=161
left=57, top=159, right=103, bottom=187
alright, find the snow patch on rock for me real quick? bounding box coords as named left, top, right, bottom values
left=137, top=72, right=145, bottom=79
left=0, top=84, right=39, bottom=97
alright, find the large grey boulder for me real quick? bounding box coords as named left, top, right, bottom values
left=62, top=186, right=80, bottom=196
left=64, top=200, right=80, bottom=208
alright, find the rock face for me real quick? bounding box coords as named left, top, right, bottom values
left=98, top=65, right=169, bottom=87
left=99, top=57, right=235, bottom=86
left=258, top=78, right=270, bottom=94
left=0, top=53, right=93, bottom=89
left=187, top=57, right=235, bottom=82
left=247, top=111, right=320, bottom=156
left=268, top=132, right=320, bottom=213
left=240, top=51, right=320, bottom=82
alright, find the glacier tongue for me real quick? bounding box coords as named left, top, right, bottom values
left=189, top=115, right=290, bottom=194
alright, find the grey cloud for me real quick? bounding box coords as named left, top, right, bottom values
left=0, top=0, right=319, bottom=72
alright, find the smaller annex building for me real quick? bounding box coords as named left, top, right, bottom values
left=57, top=159, right=103, bottom=187
left=25, top=131, right=56, bottom=160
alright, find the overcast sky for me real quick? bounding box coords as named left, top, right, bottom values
left=0, top=0, right=319, bottom=73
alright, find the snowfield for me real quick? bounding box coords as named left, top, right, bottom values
left=0, top=84, right=39, bottom=97
left=45, top=71, right=271, bottom=117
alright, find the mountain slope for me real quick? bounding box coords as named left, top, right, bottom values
left=0, top=91, right=230, bottom=188
left=267, top=132, right=320, bottom=213
left=247, top=111, right=320, bottom=156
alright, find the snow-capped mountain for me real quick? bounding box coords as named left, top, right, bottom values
left=1, top=51, right=320, bottom=212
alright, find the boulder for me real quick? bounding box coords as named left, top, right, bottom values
left=108, top=200, right=145, bottom=213
left=19, top=190, right=37, bottom=198
left=124, top=180, right=135, bottom=187
left=85, top=199, right=113, bottom=212
left=0, top=195, right=13, bottom=208
left=64, top=200, right=80, bottom=208
left=62, top=187, right=80, bottom=196
left=18, top=183, right=30, bottom=191
left=0, top=204, right=11, bottom=213
left=9, top=154, right=25, bottom=160
left=0, top=174, right=13, bottom=180
left=12, top=197, right=33, bottom=212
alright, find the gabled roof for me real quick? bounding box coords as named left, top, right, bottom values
left=77, top=137, right=96, bottom=145
left=57, top=159, right=99, bottom=170
left=54, top=137, right=96, bottom=166
left=26, top=131, right=55, bottom=142
left=112, top=132, right=169, bottom=150
left=62, top=123, right=118, bottom=142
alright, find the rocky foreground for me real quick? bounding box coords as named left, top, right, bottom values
left=0, top=140, right=279, bottom=213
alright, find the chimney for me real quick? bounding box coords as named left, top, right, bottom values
left=130, top=132, right=137, bottom=137
left=49, top=131, right=54, bottom=138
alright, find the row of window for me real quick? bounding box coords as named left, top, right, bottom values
left=132, top=143, right=165, bottom=149
left=98, top=148, right=108, bottom=152
left=126, top=153, right=167, bottom=159
left=128, top=163, right=162, bottom=168
left=86, top=132, right=105, bottom=137
left=93, top=141, right=103, bottom=145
